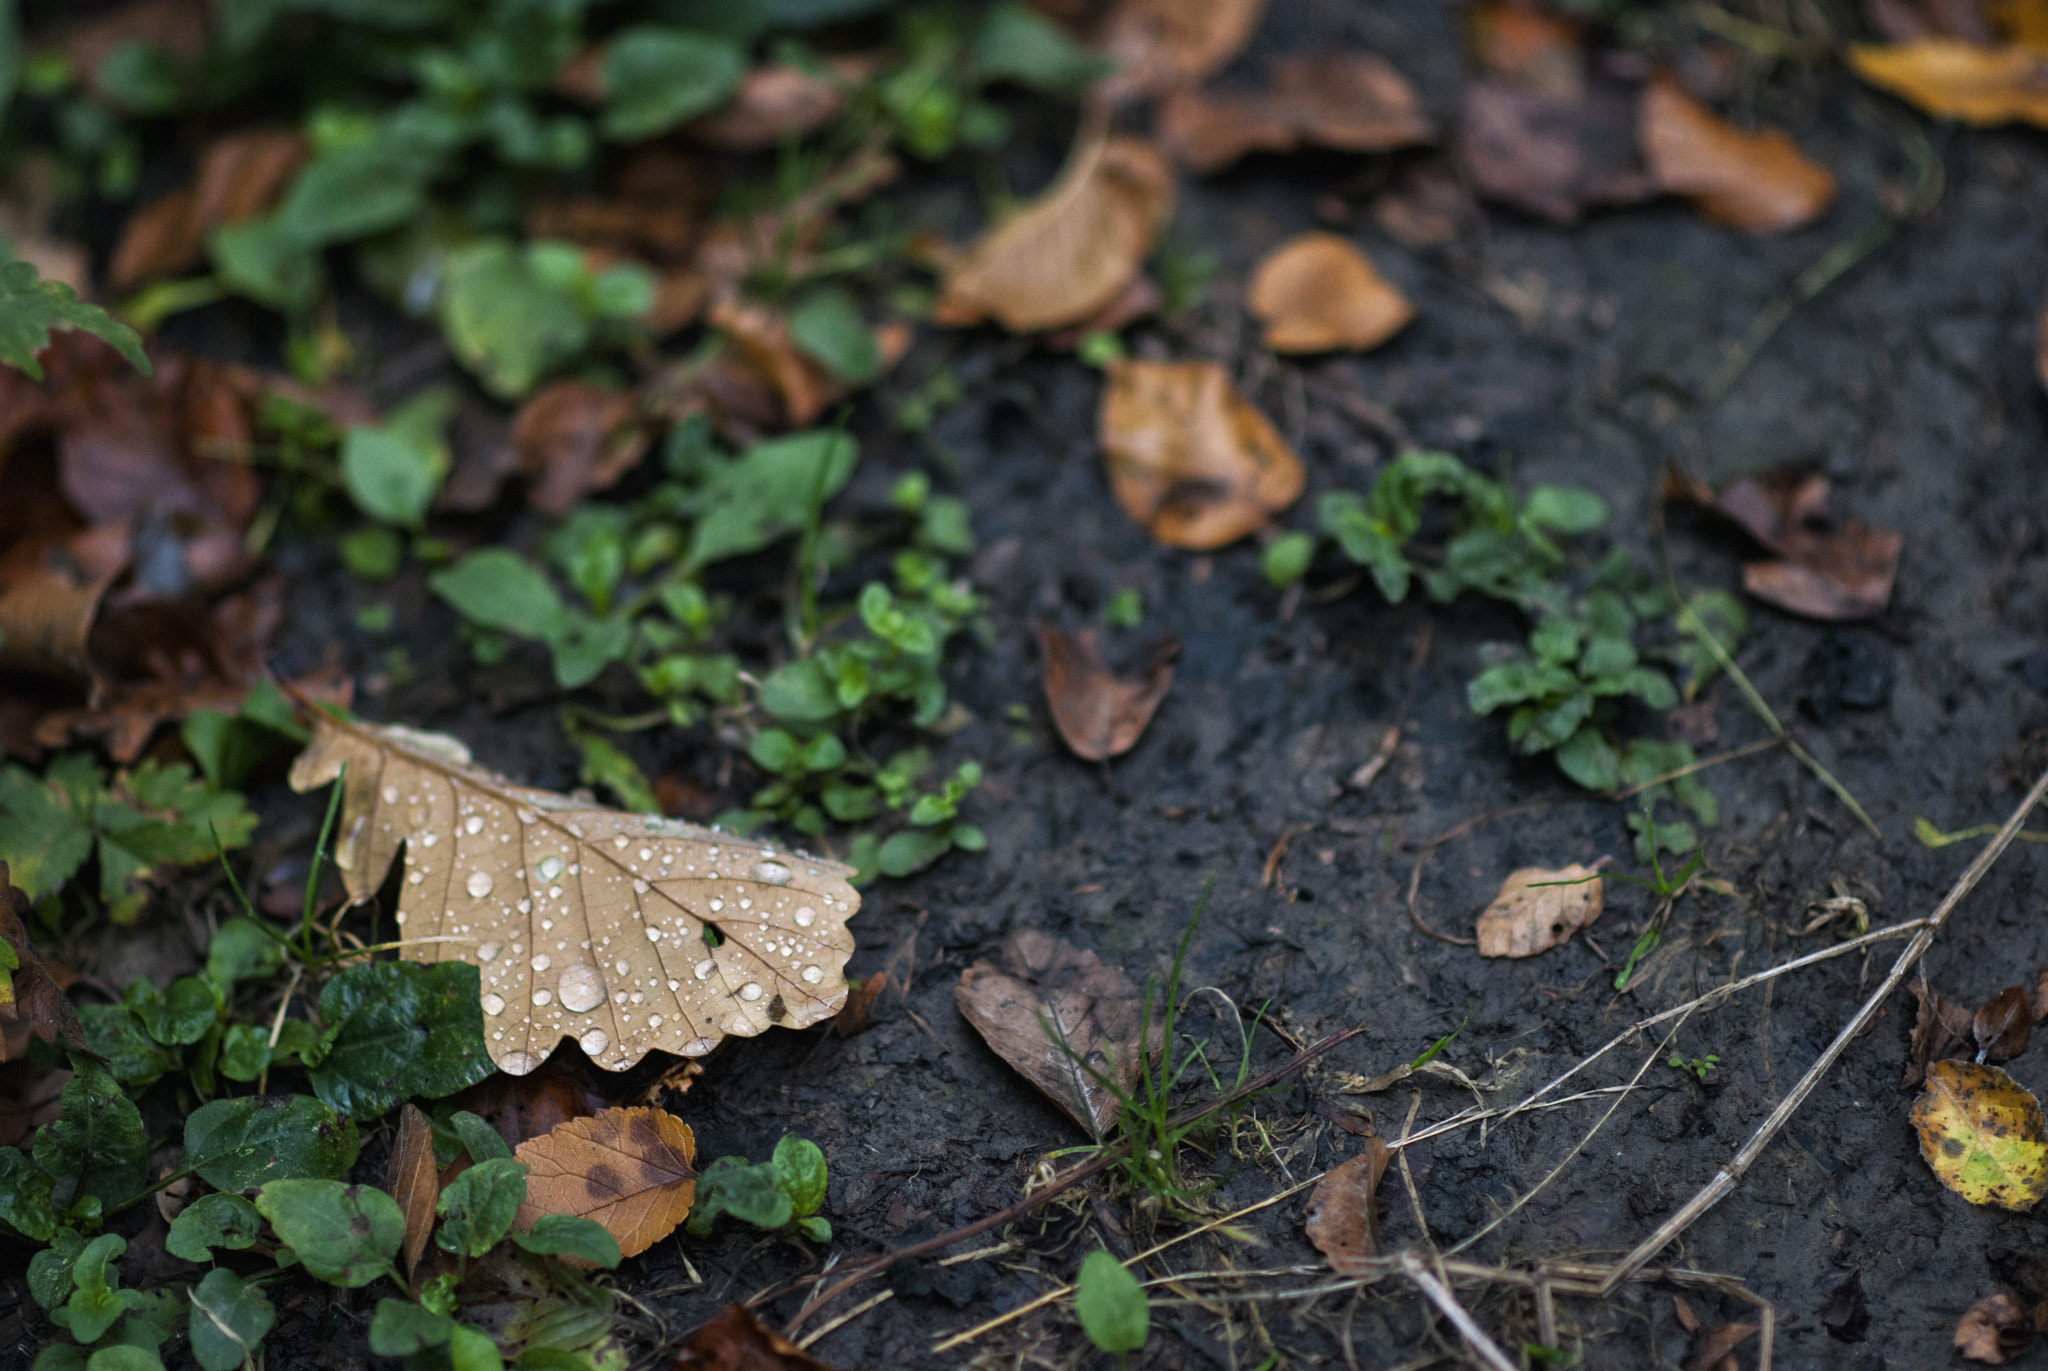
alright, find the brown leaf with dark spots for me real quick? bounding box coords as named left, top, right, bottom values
left=1312, top=1099, right=1377, bottom=1138
left=1687, top=1321, right=1758, bottom=1371
left=109, top=130, right=308, bottom=291
left=514, top=1107, right=697, bottom=1259
left=0, top=863, right=93, bottom=1062
left=1977, top=987, right=2034, bottom=1063
left=671, top=1304, right=846, bottom=1370
left=955, top=930, right=1150, bottom=1136
left=1455, top=79, right=1654, bottom=224
left=1907, top=974, right=1975, bottom=1086
left=1038, top=624, right=1177, bottom=763
left=1248, top=233, right=1413, bottom=354
left=1158, top=54, right=1433, bottom=173
left=1475, top=863, right=1604, bottom=958
left=387, top=1104, right=439, bottom=1279
left=511, top=382, right=649, bottom=517
left=1098, top=0, right=1268, bottom=102
left=1956, top=1290, right=2042, bottom=1363
left=1099, top=358, right=1303, bottom=549
left=1639, top=82, right=1834, bottom=233
left=1706, top=470, right=1901, bottom=622
left=1304, top=1142, right=1389, bottom=1274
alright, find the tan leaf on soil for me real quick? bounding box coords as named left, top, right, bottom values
left=511, top=382, right=649, bottom=518
left=1849, top=39, right=2048, bottom=127
left=514, top=1106, right=697, bottom=1259
left=1956, top=1290, right=2047, bottom=1363
left=1371, top=165, right=1473, bottom=248
left=1303, top=1141, right=1389, bottom=1274
left=0, top=566, right=110, bottom=684
left=672, top=1304, right=845, bottom=1370
left=709, top=299, right=911, bottom=430
left=1639, top=82, right=1834, bottom=232
left=1158, top=54, right=1433, bottom=173
left=1099, top=0, right=1268, bottom=101
left=955, top=930, right=1151, bottom=1136
left=1686, top=1321, right=1758, bottom=1371
left=933, top=135, right=1173, bottom=334
left=0, top=863, right=92, bottom=1063
left=1671, top=1294, right=1701, bottom=1332
left=1247, top=233, right=1414, bottom=354
left=386, top=1104, right=439, bottom=1278
left=1099, top=358, right=1303, bottom=549
left=1976, top=986, right=2034, bottom=1062
left=110, top=130, right=308, bottom=291
left=1475, top=863, right=1603, bottom=958
left=1911, top=1059, right=2048, bottom=1211
left=1037, top=624, right=1177, bottom=762
left=286, top=714, right=861, bottom=1075
left=1708, top=470, right=1901, bottom=621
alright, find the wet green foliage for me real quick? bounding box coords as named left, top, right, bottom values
left=0, top=256, right=148, bottom=378
left=686, top=1134, right=832, bottom=1243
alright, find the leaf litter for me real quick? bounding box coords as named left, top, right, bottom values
left=514, top=1106, right=697, bottom=1260
left=1911, top=1059, right=2048, bottom=1210
left=1158, top=53, right=1434, bottom=173
left=1957, top=1289, right=2048, bottom=1364
left=1037, top=623, right=1178, bottom=762
left=1474, top=862, right=1605, bottom=958
left=1302, top=1138, right=1390, bottom=1273
left=1247, top=232, right=1414, bottom=355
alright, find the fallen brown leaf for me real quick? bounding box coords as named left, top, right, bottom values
left=1303, top=1141, right=1389, bottom=1274
left=1371, top=165, right=1473, bottom=248
left=445, top=1059, right=606, bottom=1157
left=1671, top=1293, right=1701, bottom=1332
left=688, top=62, right=868, bottom=151
left=0, top=862, right=92, bottom=1063
left=1247, top=233, right=1414, bottom=354
left=671, top=1304, right=845, bottom=1370
left=110, top=130, right=308, bottom=292
left=1819, top=1268, right=1870, bottom=1342
left=386, top=1104, right=439, bottom=1279
left=955, top=930, right=1150, bottom=1136
left=1907, top=973, right=1976, bottom=1086
left=1037, top=624, right=1177, bottom=763
left=1098, top=358, right=1304, bottom=549
left=54, top=0, right=208, bottom=107
left=1099, top=0, right=1268, bottom=102
left=1848, top=39, right=2048, bottom=126
left=1957, top=1290, right=2046, bottom=1363
left=1708, top=470, right=1901, bottom=621
left=709, top=299, right=910, bottom=430
left=511, top=382, right=649, bottom=518
left=1687, top=1321, right=1758, bottom=1371
left=1977, top=986, right=2034, bottom=1062
left=833, top=972, right=888, bottom=1038
left=933, top=135, right=1173, bottom=334
left=1158, top=54, right=1433, bottom=173
left=1465, top=1, right=1586, bottom=99
left=1455, top=78, right=1655, bottom=224
left=0, top=565, right=111, bottom=685
left=1475, top=863, right=1604, bottom=958
left=1639, top=82, right=1834, bottom=232
left=514, top=1107, right=697, bottom=1259
left=287, top=714, right=860, bottom=1075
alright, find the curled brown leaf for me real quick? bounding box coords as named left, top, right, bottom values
left=110, top=130, right=308, bottom=291
left=0, top=863, right=93, bottom=1063
left=1159, top=54, right=1433, bottom=173
left=386, top=1104, right=439, bottom=1279
left=1247, top=233, right=1413, bottom=354
left=1977, top=986, right=2034, bottom=1062
left=1639, top=82, right=1834, bottom=232
left=1707, top=470, right=1901, bottom=621
left=1303, top=1142, right=1389, bottom=1274
left=512, top=382, right=649, bottom=517
left=1956, top=1290, right=2046, bottom=1364
left=1099, top=0, right=1268, bottom=102
left=1037, top=624, right=1177, bottom=763
left=672, top=1305, right=845, bottom=1370
left=1455, top=78, right=1654, bottom=224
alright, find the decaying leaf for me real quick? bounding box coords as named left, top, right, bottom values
left=1701, top=469, right=1901, bottom=621
left=1247, top=233, right=1414, bottom=354
left=1687, top=1321, right=1758, bottom=1371
left=514, top=1106, right=696, bottom=1259
left=688, top=61, right=869, bottom=151
left=1303, top=1141, right=1389, bottom=1274
left=1907, top=974, right=1976, bottom=1086
left=0, top=862, right=92, bottom=1062
left=1912, top=1059, right=2048, bottom=1211
left=511, top=381, right=649, bottom=517
left=386, top=1103, right=438, bottom=1278
left=286, top=714, right=860, bottom=1076
left=445, top=1059, right=606, bottom=1156
left=1977, top=986, right=2034, bottom=1062
left=0, top=566, right=111, bottom=684
left=1639, top=82, right=1835, bottom=232
left=1098, top=0, right=1268, bottom=102
left=1849, top=40, right=2048, bottom=127
left=1465, top=1, right=1587, bottom=99
left=933, top=135, right=1174, bottom=334
left=1158, top=55, right=1433, bottom=173
left=955, top=930, right=1151, bottom=1136
left=1037, top=624, right=1178, bottom=763
left=1455, top=77, right=1654, bottom=224
left=1371, top=165, right=1474, bottom=248
left=1818, top=1268, right=1870, bottom=1342
left=109, top=130, right=308, bottom=291
left=1475, top=863, right=1603, bottom=958
left=1098, top=358, right=1304, bottom=549
left=672, top=1304, right=844, bottom=1370
left=1956, top=1290, right=2048, bottom=1364
left=709, top=299, right=911, bottom=429
left=833, top=971, right=888, bottom=1038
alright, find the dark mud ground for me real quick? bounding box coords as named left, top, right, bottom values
left=13, top=2, right=2048, bottom=1368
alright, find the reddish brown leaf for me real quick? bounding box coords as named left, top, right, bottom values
left=387, top=1104, right=439, bottom=1279
left=1688, top=1321, right=1758, bottom=1371
left=955, top=930, right=1150, bottom=1136
left=1304, top=1142, right=1389, bottom=1274
left=511, top=382, right=649, bottom=517
left=514, top=1107, right=698, bottom=1259
left=1957, top=1290, right=2039, bottom=1363
left=1371, top=165, right=1473, bottom=248
left=1098, top=0, right=1268, bottom=102
left=1037, top=624, right=1177, bottom=763
left=1907, top=974, right=1977, bottom=1086
left=55, top=0, right=208, bottom=106
left=1671, top=1294, right=1701, bottom=1332
left=1247, top=233, right=1413, bottom=354
left=1977, top=986, right=2034, bottom=1062
left=832, top=972, right=888, bottom=1038
left=1639, top=82, right=1834, bottom=232
left=1465, top=1, right=1586, bottom=98
left=446, top=1060, right=606, bottom=1158
left=709, top=300, right=910, bottom=430
left=110, top=130, right=307, bottom=291
left=0, top=863, right=92, bottom=1063
left=671, top=1305, right=846, bottom=1370
left=1456, top=78, right=1655, bottom=224
left=1158, top=54, right=1433, bottom=173
left=1706, top=470, right=1901, bottom=621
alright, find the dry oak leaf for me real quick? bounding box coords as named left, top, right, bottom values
left=1475, top=863, right=1603, bottom=958
left=110, top=130, right=308, bottom=292
left=1638, top=82, right=1835, bottom=232
left=1099, top=358, right=1304, bottom=549
left=1303, top=1140, right=1389, bottom=1274
left=1157, top=54, right=1434, bottom=173
left=1098, top=0, right=1268, bottom=102
left=286, top=714, right=860, bottom=1076
left=1911, top=1059, right=2048, bottom=1211
left=1957, top=1289, right=2048, bottom=1364
left=672, top=1304, right=847, bottom=1370
left=1248, top=233, right=1414, bottom=354
left=932, top=135, right=1174, bottom=335
left=514, top=1106, right=696, bottom=1259
left=1849, top=39, right=2048, bottom=126
left=511, top=381, right=649, bottom=518
left=1037, top=624, right=1177, bottom=762
left=386, top=1103, right=439, bottom=1279
left=955, top=930, right=1151, bottom=1136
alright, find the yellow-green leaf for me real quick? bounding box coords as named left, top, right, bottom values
left=1911, top=1059, right=2048, bottom=1211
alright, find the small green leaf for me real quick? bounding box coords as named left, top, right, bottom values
left=254, top=1180, right=404, bottom=1287
left=30, top=1227, right=87, bottom=1310
left=599, top=27, right=745, bottom=141
left=0, top=259, right=150, bottom=380
left=82, top=1348, right=162, bottom=1371
left=430, top=548, right=564, bottom=641
left=205, top=919, right=284, bottom=990
left=1074, top=1249, right=1147, bottom=1355
left=975, top=2, right=1112, bottom=92
left=342, top=390, right=454, bottom=528
left=788, top=288, right=880, bottom=385
left=686, top=1156, right=792, bottom=1237
left=544, top=611, right=632, bottom=689
left=510, top=1213, right=621, bottom=1269
left=275, top=146, right=425, bottom=247
left=0, top=1145, right=57, bottom=1241
left=438, top=241, right=593, bottom=398
left=685, top=431, right=858, bottom=570
left=184, top=1095, right=361, bottom=1191
left=1555, top=727, right=1621, bottom=793
left=128, top=976, right=220, bottom=1047
left=188, top=1267, right=274, bottom=1371
left=771, top=1136, right=827, bottom=1217
left=759, top=659, right=841, bottom=725
left=218, top=1024, right=273, bottom=1082
left=369, top=1298, right=455, bottom=1356
left=308, top=961, right=493, bottom=1118
left=165, top=1193, right=263, bottom=1262
left=76, top=1005, right=176, bottom=1089
left=34, top=1065, right=147, bottom=1207
left=435, top=1157, right=528, bottom=1258
left=1521, top=485, right=1607, bottom=534
left=65, top=1234, right=128, bottom=1344
left=207, top=217, right=320, bottom=313
left=447, top=1111, right=513, bottom=1164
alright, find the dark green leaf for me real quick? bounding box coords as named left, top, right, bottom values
left=509, top=1214, right=620, bottom=1269
left=1554, top=727, right=1621, bottom=793
left=438, top=241, right=591, bottom=398
left=877, top=828, right=950, bottom=878
left=128, top=976, right=220, bottom=1047
left=34, top=1066, right=147, bottom=1206
left=185, top=1095, right=361, bottom=1191
left=686, top=1156, right=791, bottom=1236
left=188, top=1268, right=274, bottom=1371
left=0, top=762, right=95, bottom=902
left=208, top=218, right=320, bottom=313
left=64, top=1233, right=128, bottom=1344
left=30, top=1227, right=87, bottom=1310
left=600, top=27, right=744, bottom=141
left=368, top=1298, right=454, bottom=1356
left=1075, top=1249, right=1147, bottom=1355
left=276, top=147, right=425, bottom=246
left=975, top=3, right=1111, bottom=92
left=435, top=1157, right=528, bottom=1257
left=447, top=1111, right=511, bottom=1164
left=164, top=1193, right=263, bottom=1262
left=218, top=1025, right=273, bottom=1083
left=544, top=611, right=632, bottom=689
left=686, top=431, right=858, bottom=569
left=759, top=659, right=840, bottom=725
left=430, top=549, right=565, bottom=640
left=0, top=1145, right=57, bottom=1241
left=788, top=288, right=880, bottom=385
left=309, top=961, right=493, bottom=1118
left=0, top=259, right=150, bottom=380
left=254, top=1180, right=404, bottom=1288
left=204, top=919, right=285, bottom=990
left=1466, top=662, right=1576, bottom=717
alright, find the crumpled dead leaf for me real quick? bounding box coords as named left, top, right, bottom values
left=514, top=1106, right=696, bottom=1259
left=387, top=1103, right=439, bottom=1279
left=287, top=714, right=860, bottom=1074
left=1158, top=54, right=1433, bottom=173
left=1099, top=358, right=1303, bottom=549
left=1687, top=1321, right=1758, bottom=1371
left=1957, top=1290, right=2048, bottom=1364
left=1977, top=986, right=2035, bottom=1062
left=933, top=135, right=1173, bottom=335
left=1706, top=469, right=1901, bottom=621
left=955, top=930, right=1151, bottom=1136
left=1465, top=1, right=1587, bottom=100
left=672, top=1305, right=845, bottom=1371
left=688, top=60, right=875, bottom=151
left=1456, top=77, right=1655, bottom=224
left=709, top=299, right=911, bottom=429
left=1907, top=973, right=1977, bottom=1086
left=1912, top=1059, right=2048, bottom=1211
left=1849, top=39, right=2048, bottom=127
left=1098, top=0, right=1268, bottom=102
left=833, top=972, right=888, bottom=1038
left=1475, top=863, right=1604, bottom=958
left=1639, top=82, right=1834, bottom=232
left=1303, top=1141, right=1389, bottom=1274
left=0, top=862, right=92, bottom=1063
left=110, top=130, right=308, bottom=292
left=1371, top=165, right=1474, bottom=248
left=1247, top=233, right=1413, bottom=354
left=511, top=382, right=650, bottom=517
left=445, top=1058, right=606, bottom=1159
left=1038, top=624, right=1177, bottom=763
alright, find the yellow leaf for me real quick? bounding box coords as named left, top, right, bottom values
left=1848, top=40, right=2048, bottom=127
left=1911, top=1059, right=2048, bottom=1211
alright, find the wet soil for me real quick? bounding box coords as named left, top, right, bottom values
left=15, top=2, right=2048, bottom=1368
